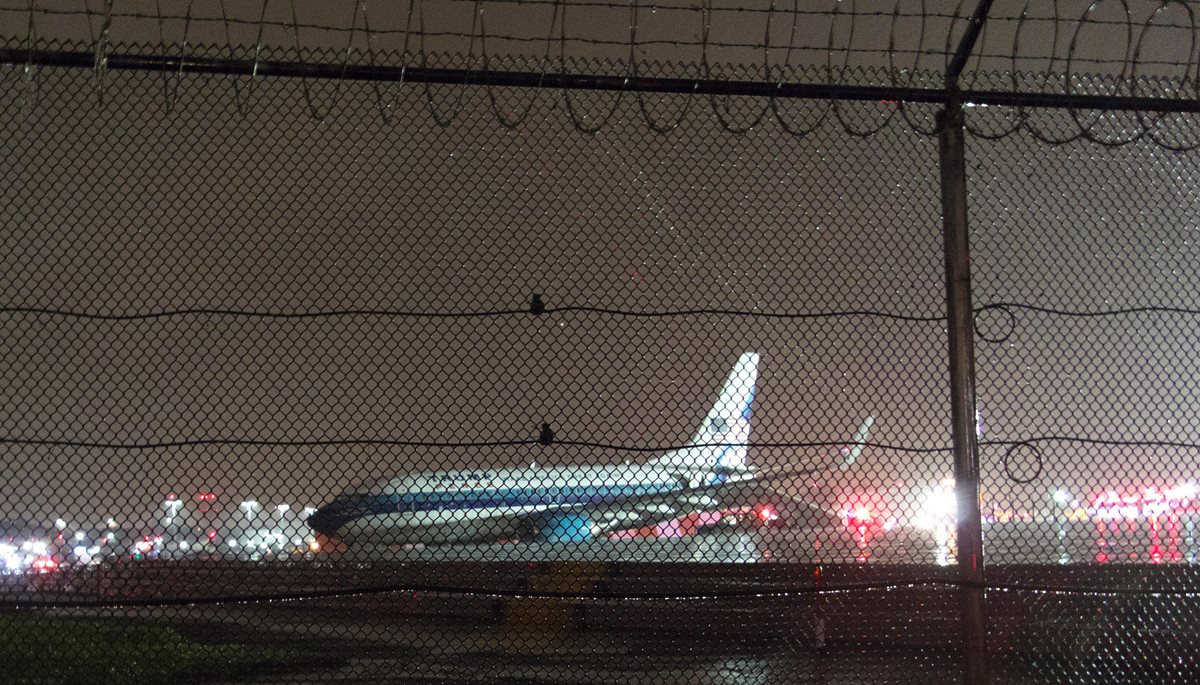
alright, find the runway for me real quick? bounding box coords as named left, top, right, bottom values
left=11, top=524, right=1200, bottom=684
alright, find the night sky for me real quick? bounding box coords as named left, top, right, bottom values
left=1, top=1, right=1197, bottom=531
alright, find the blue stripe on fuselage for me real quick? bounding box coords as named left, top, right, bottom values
left=308, top=482, right=682, bottom=536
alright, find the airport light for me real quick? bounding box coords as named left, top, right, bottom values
left=163, top=496, right=184, bottom=533
left=240, top=500, right=261, bottom=521
left=30, top=557, right=57, bottom=573
left=1052, top=489, right=1071, bottom=506
left=273, top=505, right=291, bottom=544
left=915, top=480, right=956, bottom=531
left=1171, top=482, right=1197, bottom=500
left=0, top=544, right=20, bottom=571
left=852, top=505, right=873, bottom=526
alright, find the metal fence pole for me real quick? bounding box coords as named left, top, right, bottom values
left=938, top=96, right=990, bottom=685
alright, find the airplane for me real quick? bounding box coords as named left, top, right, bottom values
left=306, top=352, right=874, bottom=547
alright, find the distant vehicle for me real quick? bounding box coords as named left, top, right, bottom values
left=308, top=353, right=873, bottom=547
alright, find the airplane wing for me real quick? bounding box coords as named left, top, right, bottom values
left=576, top=416, right=876, bottom=535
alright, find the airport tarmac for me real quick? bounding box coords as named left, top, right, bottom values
left=63, top=588, right=970, bottom=685
left=15, top=524, right=1200, bottom=684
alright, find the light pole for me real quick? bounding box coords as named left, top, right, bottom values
left=163, top=496, right=183, bottom=535
left=274, top=504, right=290, bottom=552
left=239, top=500, right=261, bottom=549
left=239, top=500, right=261, bottom=524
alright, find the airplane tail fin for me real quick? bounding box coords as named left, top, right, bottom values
left=649, top=352, right=759, bottom=476
left=837, top=416, right=875, bottom=471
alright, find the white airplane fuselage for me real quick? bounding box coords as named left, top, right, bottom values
left=329, top=463, right=740, bottom=545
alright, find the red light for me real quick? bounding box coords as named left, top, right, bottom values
left=31, top=557, right=57, bottom=573
left=758, top=505, right=776, bottom=522
left=198, top=492, right=217, bottom=502
left=207, top=531, right=217, bottom=540
left=843, top=504, right=875, bottom=528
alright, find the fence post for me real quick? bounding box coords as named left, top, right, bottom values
left=938, top=95, right=990, bottom=685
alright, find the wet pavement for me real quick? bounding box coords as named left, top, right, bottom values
left=15, top=524, right=1200, bottom=684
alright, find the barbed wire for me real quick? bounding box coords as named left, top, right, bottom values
left=4, top=1, right=1197, bottom=66
left=6, top=3, right=1197, bottom=40
left=4, top=297, right=1194, bottom=486
left=988, top=437, right=1200, bottom=486
left=4, top=299, right=1196, bottom=326
left=4, top=1, right=1200, bottom=145
left=4, top=296, right=1196, bottom=484
left=0, top=436, right=949, bottom=454
left=974, top=302, right=1200, bottom=344
left=0, top=5, right=977, bottom=53
left=0, top=303, right=948, bottom=322
left=5, top=42, right=1198, bottom=146
left=4, top=436, right=1195, bottom=484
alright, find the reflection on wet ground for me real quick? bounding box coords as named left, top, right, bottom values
left=333, top=515, right=1200, bottom=567
left=984, top=514, right=1200, bottom=566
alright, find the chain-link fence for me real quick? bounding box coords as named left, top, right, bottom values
left=3, top=2, right=1200, bottom=684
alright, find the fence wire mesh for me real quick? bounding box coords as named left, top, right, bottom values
left=968, top=85, right=1200, bottom=684
left=3, top=3, right=1200, bottom=684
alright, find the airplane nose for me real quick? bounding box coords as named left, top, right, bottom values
left=306, top=504, right=344, bottom=537
left=306, top=510, right=331, bottom=535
